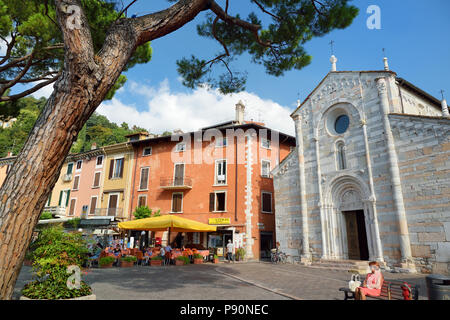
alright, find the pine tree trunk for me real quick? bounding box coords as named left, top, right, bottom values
left=0, top=0, right=208, bottom=300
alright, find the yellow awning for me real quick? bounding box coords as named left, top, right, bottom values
left=118, top=215, right=217, bottom=232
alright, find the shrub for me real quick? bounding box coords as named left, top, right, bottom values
left=193, top=253, right=203, bottom=259
left=151, top=255, right=163, bottom=261
left=121, top=255, right=137, bottom=262
left=176, top=256, right=190, bottom=265
left=236, top=248, right=246, bottom=261
left=214, top=254, right=219, bottom=260
left=21, top=226, right=91, bottom=300
left=99, top=256, right=115, bottom=266
left=64, top=218, right=81, bottom=229
left=40, top=211, right=52, bottom=220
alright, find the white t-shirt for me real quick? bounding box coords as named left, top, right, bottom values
left=226, top=242, right=234, bottom=253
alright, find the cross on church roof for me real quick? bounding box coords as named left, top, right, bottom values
left=329, top=40, right=335, bottom=55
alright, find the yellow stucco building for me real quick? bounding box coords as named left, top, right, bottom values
left=100, top=142, right=135, bottom=221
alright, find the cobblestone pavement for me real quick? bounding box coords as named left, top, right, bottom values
left=13, top=264, right=288, bottom=300
left=216, top=262, right=429, bottom=300
left=13, top=262, right=429, bottom=300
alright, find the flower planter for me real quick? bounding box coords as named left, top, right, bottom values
left=175, top=259, right=185, bottom=266
left=120, top=260, right=134, bottom=268
left=100, top=263, right=114, bottom=268
left=213, top=258, right=219, bottom=264
left=20, top=294, right=96, bottom=300
left=194, top=258, right=203, bottom=265
left=150, top=260, right=163, bottom=266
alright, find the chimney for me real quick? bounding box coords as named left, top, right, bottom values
left=235, top=100, right=245, bottom=124
left=7, top=151, right=12, bottom=157
left=383, top=57, right=390, bottom=71
left=330, top=55, right=337, bottom=72
left=91, top=142, right=97, bottom=150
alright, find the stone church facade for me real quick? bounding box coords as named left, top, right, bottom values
left=272, top=57, right=450, bottom=274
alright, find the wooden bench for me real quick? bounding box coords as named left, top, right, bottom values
left=339, top=279, right=419, bottom=300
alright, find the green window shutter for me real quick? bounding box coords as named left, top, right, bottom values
left=47, top=193, right=52, bottom=206
left=66, top=190, right=70, bottom=207
left=67, top=163, right=73, bottom=175
left=58, top=191, right=63, bottom=206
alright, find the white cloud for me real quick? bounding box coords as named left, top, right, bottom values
left=30, top=81, right=55, bottom=99
left=97, top=79, right=295, bottom=136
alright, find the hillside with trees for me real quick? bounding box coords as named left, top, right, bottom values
left=0, top=97, right=149, bottom=157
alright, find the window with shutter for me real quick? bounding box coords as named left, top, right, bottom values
left=174, top=164, right=184, bottom=186
left=96, top=156, right=103, bottom=167
left=140, top=167, right=149, bottom=190
left=262, top=192, right=272, bottom=213
left=109, top=159, right=114, bottom=179
left=72, top=176, right=80, bottom=190
left=119, top=158, right=124, bottom=178
left=215, top=160, right=227, bottom=185
left=67, top=163, right=74, bottom=175
left=89, top=197, right=97, bottom=215
left=69, top=199, right=76, bottom=216
left=209, top=193, right=215, bottom=212
left=138, top=195, right=147, bottom=207
left=93, top=172, right=101, bottom=188
left=172, top=193, right=183, bottom=213
left=261, top=160, right=271, bottom=177
left=215, top=192, right=226, bottom=212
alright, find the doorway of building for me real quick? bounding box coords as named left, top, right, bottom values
left=343, top=210, right=369, bottom=260
left=260, top=232, right=273, bottom=260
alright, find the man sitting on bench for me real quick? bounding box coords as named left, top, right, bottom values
left=355, top=261, right=384, bottom=300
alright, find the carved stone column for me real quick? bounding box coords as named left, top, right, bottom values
left=376, top=78, right=415, bottom=272
left=292, top=114, right=311, bottom=264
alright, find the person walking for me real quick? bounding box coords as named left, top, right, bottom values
left=226, top=239, right=234, bottom=263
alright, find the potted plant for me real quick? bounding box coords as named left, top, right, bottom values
left=21, top=226, right=95, bottom=300
left=175, top=256, right=190, bottom=266
left=213, top=254, right=219, bottom=264
left=120, top=255, right=137, bottom=268
left=236, top=248, right=246, bottom=261
left=193, top=253, right=203, bottom=264
left=150, top=255, right=163, bottom=266
left=99, top=256, right=115, bottom=268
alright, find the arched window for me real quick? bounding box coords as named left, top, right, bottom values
left=336, top=142, right=346, bottom=170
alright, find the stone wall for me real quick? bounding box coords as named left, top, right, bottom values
left=391, top=114, right=450, bottom=274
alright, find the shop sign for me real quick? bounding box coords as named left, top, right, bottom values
left=208, top=218, right=231, bottom=225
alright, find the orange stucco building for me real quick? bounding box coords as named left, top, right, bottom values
left=128, top=102, right=295, bottom=260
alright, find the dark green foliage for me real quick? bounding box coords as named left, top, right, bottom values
left=0, top=96, right=44, bottom=157
left=121, top=255, right=137, bottom=262
left=193, top=253, right=203, bottom=259
left=39, top=211, right=52, bottom=220
left=177, top=0, right=358, bottom=92
left=235, top=248, right=246, bottom=261
left=151, top=255, right=163, bottom=261
left=22, top=226, right=91, bottom=299
left=176, top=255, right=190, bottom=265
left=133, top=206, right=161, bottom=220
left=99, top=256, right=115, bottom=266
left=0, top=0, right=152, bottom=102
left=63, top=218, right=81, bottom=229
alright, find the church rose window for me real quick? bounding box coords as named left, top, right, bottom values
left=335, top=115, right=349, bottom=134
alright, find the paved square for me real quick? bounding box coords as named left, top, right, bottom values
left=13, top=262, right=429, bottom=300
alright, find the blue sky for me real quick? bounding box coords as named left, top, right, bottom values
left=23, top=0, right=450, bottom=135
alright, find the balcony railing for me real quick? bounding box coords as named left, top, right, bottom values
left=160, top=177, right=193, bottom=190
left=90, top=208, right=126, bottom=219
left=43, top=206, right=67, bottom=217
left=63, top=174, right=73, bottom=182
